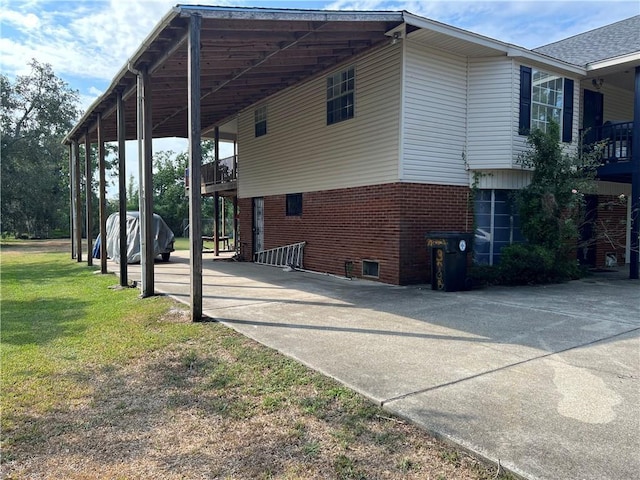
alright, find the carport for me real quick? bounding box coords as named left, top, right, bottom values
left=64, top=5, right=404, bottom=320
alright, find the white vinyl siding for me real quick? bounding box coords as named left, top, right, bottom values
left=471, top=169, right=533, bottom=190
left=237, top=43, right=402, bottom=198
left=401, top=40, right=468, bottom=185
left=601, top=83, right=634, bottom=122
left=467, top=57, right=515, bottom=169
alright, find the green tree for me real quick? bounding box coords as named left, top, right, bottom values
left=152, top=150, right=189, bottom=235
left=126, top=174, right=139, bottom=211
left=505, top=122, right=602, bottom=282
left=1, top=60, right=79, bottom=237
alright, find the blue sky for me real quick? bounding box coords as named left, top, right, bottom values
left=1, top=0, right=639, bottom=193
left=3, top=0, right=639, bottom=112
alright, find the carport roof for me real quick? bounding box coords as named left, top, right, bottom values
left=64, top=5, right=404, bottom=144
left=64, top=4, right=584, bottom=145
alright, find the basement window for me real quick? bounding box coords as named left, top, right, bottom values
left=286, top=193, right=302, bottom=216
left=362, top=260, right=379, bottom=278
left=255, top=105, right=267, bottom=137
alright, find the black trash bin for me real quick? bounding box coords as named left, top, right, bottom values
left=425, top=232, right=473, bottom=292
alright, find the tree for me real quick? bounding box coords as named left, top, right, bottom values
left=501, top=122, right=603, bottom=283
left=1, top=60, right=80, bottom=237
left=152, top=150, right=189, bottom=235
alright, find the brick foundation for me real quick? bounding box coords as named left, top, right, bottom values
left=238, top=183, right=472, bottom=285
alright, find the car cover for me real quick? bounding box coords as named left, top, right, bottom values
left=105, top=211, right=175, bottom=264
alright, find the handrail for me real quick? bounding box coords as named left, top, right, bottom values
left=185, top=154, right=237, bottom=188
left=581, top=121, right=633, bottom=164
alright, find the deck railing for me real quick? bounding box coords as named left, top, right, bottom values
left=581, top=121, right=634, bottom=164
left=185, top=155, right=237, bottom=188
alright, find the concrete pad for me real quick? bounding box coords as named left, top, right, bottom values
left=116, top=252, right=640, bottom=479
left=385, top=331, right=640, bottom=480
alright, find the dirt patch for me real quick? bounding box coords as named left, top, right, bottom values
left=1, top=239, right=72, bottom=254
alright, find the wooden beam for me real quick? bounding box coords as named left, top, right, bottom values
left=117, top=90, right=129, bottom=286
left=73, top=141, right=83, bottom=262
left=97, top=114, right=108, bottom=274
left=188, top=13, right=203, bottom=321
left=214, top=126, right=220, bottom=257
left=69, top=144, right=75, bottom=259
left=84, top=134, right=93, bottom=266
left=140, top=67, right=155, bottom=297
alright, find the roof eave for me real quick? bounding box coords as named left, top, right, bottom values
left=506, top=49, right=586, bottom=76
left=402, top=11, right=585, bottom=76
left=586, top=51, right=640, bottom=72
left=178, top=4, right=403, bottom=22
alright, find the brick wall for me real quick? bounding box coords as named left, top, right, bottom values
left=238, top=183, right=472, bottom=285
left=593, top=195, right=628, bottom=267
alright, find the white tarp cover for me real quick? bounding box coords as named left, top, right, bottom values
left=106, top=211, right=175, bottom=264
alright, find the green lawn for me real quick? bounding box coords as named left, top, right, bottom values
left=1, top=250, right=195, bottom=423
left=0, top=244, right=511, bottom=479
left=173, top=236, right=189, bottom=250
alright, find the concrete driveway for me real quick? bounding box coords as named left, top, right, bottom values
left=119, top=252, right=640, bottom=480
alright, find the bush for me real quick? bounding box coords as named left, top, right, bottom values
left=468, top=264, right=501, bottom=287
left=497, top=244, right=581, bottom=285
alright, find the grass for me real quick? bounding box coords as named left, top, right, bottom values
left=173, top=236, right=190, bottom=251
left=1, top=241, right=514, bottom=479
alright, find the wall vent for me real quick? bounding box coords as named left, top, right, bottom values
left=362, top=260, right=380, bottom=278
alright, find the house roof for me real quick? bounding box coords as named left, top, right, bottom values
left=533, top=15, right=640, bottom=66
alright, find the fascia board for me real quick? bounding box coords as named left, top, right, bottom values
left=506, top=49, right=586, bottom=76
left=587, top=52, right=640, bottom=72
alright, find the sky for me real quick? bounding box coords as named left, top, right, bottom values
left=1, top=0, right=639, bottom=194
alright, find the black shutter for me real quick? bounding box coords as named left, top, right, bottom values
left=518, top=66, right=532, bottom=135
left=562, top=78, right=574, bottom=143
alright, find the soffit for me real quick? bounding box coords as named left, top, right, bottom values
left=407, top=27, right=508, bottom=58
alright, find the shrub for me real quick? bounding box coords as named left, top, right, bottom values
left=468, top=264, right=501, bottom=287
left=497, top=244, right=581, bottom=285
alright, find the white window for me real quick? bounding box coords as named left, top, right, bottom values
left=254, top=105, right=267, bottom=137
left=531, top=69, right=563, bottom=134
left=326, top=66, right=354, bottom=125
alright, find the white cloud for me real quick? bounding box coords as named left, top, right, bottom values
left=325, top=1, right=640, bottom=48
left=0, top=9, right=40, bottom=29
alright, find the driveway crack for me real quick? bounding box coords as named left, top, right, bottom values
left=381, top=326, right=640, bottom=406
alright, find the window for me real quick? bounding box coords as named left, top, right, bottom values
left=255, top=105, right=267, bottom=137
left=519, top=66, right=574, bottom=142
left=473, top=189, right=524, bottom=265
left=326, top=66, right=355, bottom=125
left=531, top=69, right=563, bottom=133
left=286, top=193, right=302, bottom=216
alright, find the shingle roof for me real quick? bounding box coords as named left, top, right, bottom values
left=533, top=15, right=640, bottom=66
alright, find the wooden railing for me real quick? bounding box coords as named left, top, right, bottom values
left=581, top=121, right=634, bottom=164
left=185, top=155, right=237, bottom=188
